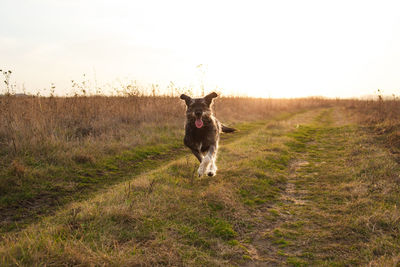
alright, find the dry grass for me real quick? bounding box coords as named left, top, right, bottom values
left=0, top=104, right=399, bottom=265
left=244, top=108, right=400, bottom=265
left=0, top=82, right=333, bottom=233
left=0, top=94, right=330, bottom=159
left=343, top=97, right=400, bottom=153
left=0, top=108, right=319, bottom=266
left=2, top=71, right=400, bottom=265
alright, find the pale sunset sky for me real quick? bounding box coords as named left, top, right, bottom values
left=1, top=0, right=400, bottom=98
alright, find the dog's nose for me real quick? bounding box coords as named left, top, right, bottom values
left=195, top=110, right=202, bottom=117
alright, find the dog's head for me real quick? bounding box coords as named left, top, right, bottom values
left=180, top=92, right=218, bottom=128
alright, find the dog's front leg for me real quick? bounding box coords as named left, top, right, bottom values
left=198, top=155, right=210, bottom=177
left=200, top=145, right=217, bottom=177
left=207, top=157, right=217, bottom=177
left=206, top=144, right=218, bottom=177
left=197, top=146, right=213, bottom=177
left=190, top=148, right=203, bottom=163
left=189, top=147, right=207, bottom=177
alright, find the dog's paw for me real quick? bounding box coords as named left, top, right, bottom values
left=206, top=163, right=217, bottom=177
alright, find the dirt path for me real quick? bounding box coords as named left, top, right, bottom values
left=247, top=108, right=400, bottom=266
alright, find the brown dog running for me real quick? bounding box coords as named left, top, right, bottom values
left=180, top=92, right=236, bottom=176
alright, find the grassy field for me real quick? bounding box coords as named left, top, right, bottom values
left=1, top=95, right=400, bottom=265
left=0, top=95, right=328, bottom=233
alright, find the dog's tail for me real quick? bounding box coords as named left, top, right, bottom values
left=221, top=124, right=236, bottom=133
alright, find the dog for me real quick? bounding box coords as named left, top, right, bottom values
left=180, top=92, right=236, bottom=177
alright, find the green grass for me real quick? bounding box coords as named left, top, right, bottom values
left=0, top=137, right=183, bottom=233
left=0, top=108, right=311, bottom=265
left=259, top=108, right=400, bottom=266
left=0, top=117, right=276, bottom=234
left=1, top=107, right=399, bottom=266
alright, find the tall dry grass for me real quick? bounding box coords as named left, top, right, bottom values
left=0, top=70, right=332, bottom=164
left=342, top=96, right=400, bottom=149
left=0, top=71, right=334, bottom=232
left=0, top=93, right=331, bottom=163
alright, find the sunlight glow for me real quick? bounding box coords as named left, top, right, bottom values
left=1, top=0, right=400, bottom=97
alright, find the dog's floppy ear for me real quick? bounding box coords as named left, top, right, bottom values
left=180, top=94, right=192, bottom=105
left=204, top=92, right=218, bottom=106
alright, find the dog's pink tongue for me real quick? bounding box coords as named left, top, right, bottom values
left=195, top=119, right=204, bottom=128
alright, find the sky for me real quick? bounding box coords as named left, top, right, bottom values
left=1, top=0, right=400, bottom=98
